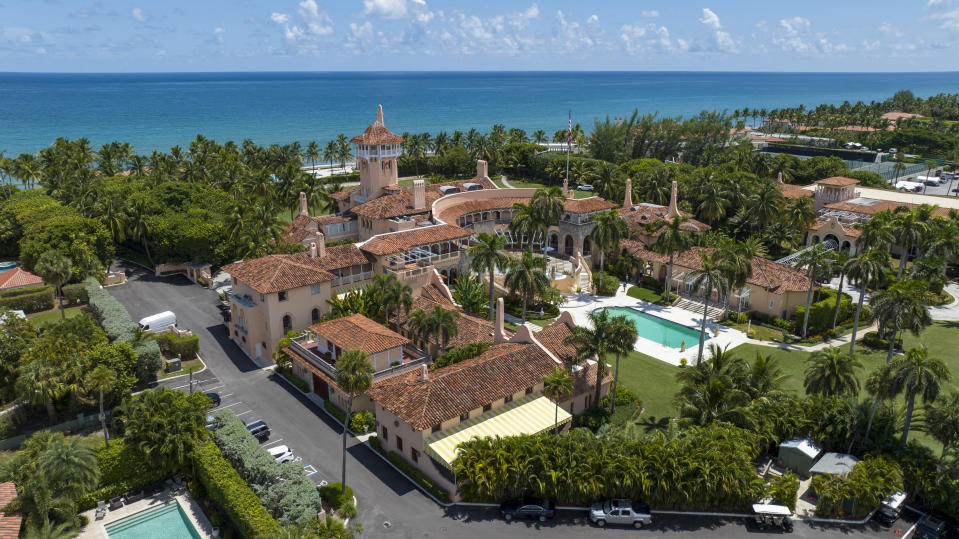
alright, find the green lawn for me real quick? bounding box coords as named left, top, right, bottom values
left=614, top=350, right=684, bottom=424
left=626, top=285, right=663, bottom=303
left=493, top=179, right=594, bottom=199
left=27, top=306, right=85, bottom=327
left=157, top=358, right=205, bottom=380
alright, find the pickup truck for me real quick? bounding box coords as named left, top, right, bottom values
left=589, top=499, right=653, bottom=528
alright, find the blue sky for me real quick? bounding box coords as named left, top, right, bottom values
left=2, top=1, right=958, bottom=72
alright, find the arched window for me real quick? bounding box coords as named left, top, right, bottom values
left=564, top=235, right=574, bottom=256
left=282, top=314, right=293, bottom=334
left=311, top=308, right=320, bottom=323
left=582, top=237, right=592, bottom=256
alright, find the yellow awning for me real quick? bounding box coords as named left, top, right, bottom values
left=424, top=393, right=571, bottom=470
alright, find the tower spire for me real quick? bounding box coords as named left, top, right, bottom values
left=666, top=181, right=679, bottom=219
left=376, top=104, right=384, bottom=124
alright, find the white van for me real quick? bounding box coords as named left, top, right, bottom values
left=138, top=311, right=177, bottom=333
left=916, top=175, right=940, bottom=186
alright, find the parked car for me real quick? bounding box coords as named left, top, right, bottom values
left=874, top=491, right=906, bottom=526
left=205, top=392, right=221, bottom=407
left=888, top=148, right=898, bottom=154
left=588, top=499, right=653, bottom=528
left=915, top=516, right=948, bottom=539
left=138, top=311, right=176, bottom=333
left=500, top=498, right=556, bottom=522
left=576, top=184, right=594, bottom=191
left=268, top=445, right=294, bottom=463
left=246, top=421, right=270, bottom=442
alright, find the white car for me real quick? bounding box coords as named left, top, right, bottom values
left=268, top=445, right=294, bottom=463
left=576, top=184, right=594, bottom=191
left=589, top=499, right=653, bottom=528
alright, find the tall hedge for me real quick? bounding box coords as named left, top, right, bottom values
left=0, top=286, right=54, bottom=313
left=78, top=439, right=167, bottom=510
left=85, top=277, right=163, bottom=382
left=794, top=289, right=853, bottom=335
left=156, top=333, right=200, bottom=359
left=193, top=440, right=283, bottom=538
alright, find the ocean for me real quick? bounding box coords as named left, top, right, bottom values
left=2, top=71, right=959, bottom=157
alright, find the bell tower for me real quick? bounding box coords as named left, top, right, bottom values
left=351, top=105, right=404, bottom=202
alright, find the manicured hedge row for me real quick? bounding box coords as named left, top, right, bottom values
left=156, top=333, right=200, bottom=359
left=78, top=439, right=167, bottom=510
left=324, top=400, right=346, bottom=424
left=85, top=277, right=163, bottom=381
left=193, top=440, right=283, bottom=538
left=795, top=289, right=853, bottom=335
left=0, top=286, right=54, bottom=313
left=62, top=282, right=89, bottom=306
left=211, top=409, right=321, bottom=526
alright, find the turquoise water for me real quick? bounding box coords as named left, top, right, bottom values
left=601, top=307, right=703, bottom=350
left=2, top=71, right=959, bottom=156
left=104, top=501, right=201, bottom=539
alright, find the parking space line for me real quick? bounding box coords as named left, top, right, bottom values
left=235, top=410, right=253, bottom=417
left=261, top=439, right=284, bottom=447
left=220, top=393, right=233, bottom=398
left=170, top=383, right=191, bottom=390
left=221, top=402, right=243, bottom=408
left=204, top=385, right=225, bottom=392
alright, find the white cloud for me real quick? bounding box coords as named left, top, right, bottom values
left=131, top=8, right=147, bottom=22
left=941, top=9, right=959, bottom=29
left=699, top=8, right=721, bottom=30
left=508, top=4, right=540, bottom=30
left=779, top=16, right=809, bottom=36
left=619, top=23, right=674, bottom=55
left=695, top=8, right=735, bottom=53
left=271, top=13, right=290, bottom=25
left=641, top=10, right=659, bottom=18
left=587, top=14, right=599, bottom=24
left=878, top=22, right=903, bottom=37
left=363, top=0, right=409, bottom=19
left=213, top=27, right=225, bottom=44
left=271, top=1, right=334, bottom=43
left=554, top=10, right=599, bottom=52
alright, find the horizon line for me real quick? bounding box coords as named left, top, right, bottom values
left=2, top=69, right=959, bottom=75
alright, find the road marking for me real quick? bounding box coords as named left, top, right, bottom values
left=261, top=439, right=284, bottom=447
left=221, top=402, right=243, bottom=408
left=304, top=464, right=317, bottom=476
left=204, top=385, right=224, bottom=392
left=220, top=393, right=234, bottom=398
left=235, top=410, right=253, bottom=417
left=170, top=383, right=191, bottom=390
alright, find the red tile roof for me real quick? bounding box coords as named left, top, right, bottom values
left=0, top=482, right=21, bottom=539
left=223, top=245, right=371, bottom=294
left=816, top=176, right=860, bottom=187
left=823, top=199, right=951, bottom=218
left=535, top=318, right=580, bottom=365
left=285, top=214, right=354, bottom=243
left=435, top=197, right=531, bottom=224
left=351, top=178, right=497, bottom=220
left=308, top=314, right=409, bottom=355
left=350, top=108, right=403, bottom=145
left=562, top=197, right=617, bottom=214
left=360, top=224, right=473, bottom=256
left=399, top=284, right=509, bottom=349
left=621, top=204, right=709, bottom=234
left=0, top=268, right=43, bottom=290
left=368, top=342, right=559, bottom=430
left=779, top=183, right=813, bottom=199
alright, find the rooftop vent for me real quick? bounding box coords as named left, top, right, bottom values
left=439, top=185, right=461, bottom=195
left=463, top=182, right=482, bottom=191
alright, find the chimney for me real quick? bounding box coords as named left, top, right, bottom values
left=298, top=192, right=309, bottom=217
left=376, top=104, right=384, bottom=125
left=412, top=179, right=426, bottom=210
left=476, top=160, right=488, bottom=180
left=494, top=297, right=506, bottom=344
left=623, top=178, right=633, bottom=208
left=309, top=242, right=318, bottom=259
left=666, top=180, right=679, bottom=219
left=316, top=232, right=326, bottom=258
left=420, top=364, right=429, bottom=381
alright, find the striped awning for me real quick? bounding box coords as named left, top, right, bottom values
left=424, top=393, right=571, bottom=470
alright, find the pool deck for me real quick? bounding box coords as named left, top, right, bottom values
left=78, top=491, right=215, bottom=539
left=561, top=286, right=748, bottom=366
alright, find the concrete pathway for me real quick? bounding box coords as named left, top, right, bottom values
left=498, top=175, right=516, bottom=189
left=929, top=282, right=959, bottom=321
left=744, top=323, right=878, bottom=353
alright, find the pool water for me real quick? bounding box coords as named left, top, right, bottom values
left=600, top=307, right=704, bottom=349
left=104, top=501, right=201, bottom=539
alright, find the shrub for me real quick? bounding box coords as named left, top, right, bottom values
left=433, top=342, right=491, bottom=369
left=794, top=290, right=853, bottom=335
left=862, top=331, right=902, bottom=350
left=155, top=333, right=200, bottom=359
left=594, top=272, right=619, bottom=297
left=767, top=471, right=800, bottom=512
left=85, top=277, right=163, bottom=382
left=0, top=286, right=54, bottom=313
left=62, top=282, right=89, bottom=305
left=338, top=499, right=357, bottom=519
left=319, top=483, right=354, bottom=509
left=349, top=410, right=375, bottom=434
left=275, top=358, right=310, bottom=393
left=502, top=296, right=559, bottom=319
left=134, top=341, right=163, bottom=382
left=368, top=437, right=451, bottom=503
left=324, top=400, right=346, bottom=424
left=192, top=440, right=283, bottom=538
left=571, top=406, right=610, bottom=431
left=600, top=387, right=639, bottom=408
left=78, top=439, right=168, bottom=510
left=736, top=312, right=749, bottom=324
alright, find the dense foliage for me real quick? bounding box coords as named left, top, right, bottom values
left=432, top=341, right=491, bottom=369
left=85, top=277, right=163, bottom=381
left=810, top=457, right=902, bottom=518
left=0, top=285, right=54, bottom=313
left=77, top=438, right=167, bottom=510
left=155, top=333, right=200, bottom=359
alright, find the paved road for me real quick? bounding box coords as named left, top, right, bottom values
left=108, top=260, right=919, bottom=538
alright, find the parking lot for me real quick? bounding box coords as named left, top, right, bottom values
left=110, top=261, right=940, bottom=538
left=895, top=171, right=958, bottom=196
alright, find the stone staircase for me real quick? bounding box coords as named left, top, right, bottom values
left=674, top=298, right=725, bottom=320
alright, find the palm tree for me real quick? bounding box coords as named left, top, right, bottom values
left=855, top=211, right=894, bottom=252
left=409, top=306, right=459, bottom=355
left=891, top=207, right=929, bottom=280
left=532, top=129, right=548, bottom=144
left=607, top=315, right=638, bottom=414
left=335, top=134, right=352, bottom=172
left=468, top=233, right=510, bottom=321
left=33, top=250, right=73, bottom=320
left=803, top=347, right=863, bottom=397
left=856, top=363, right=898, bottom=452
left=38, top=435, right=101, bottom=501
left=796, top=243, right=834, bottom=339
left=689, top=250, right=729, bottom=365
left=304, top=141, right=321, bottom=176
left=530, top=186, right=567, bottom=232
left=844, top=250, right=890, bottom=354
left=86, top=365, right=116, bottom=448
left=381, top=276, right=413, bottom=330
left=503, top=252, right=548, bottom=323
left=541, top=366, right=573, bottom=434
left=889, top=346, right=951, bottom=444
left=590, top=209, right=627, bottom=273
left=926, top=392, right=959, bottom=458
left=650, top=214, right=692, bottom=299
left=323, top=140, right=337, bottom=171
left=508, top=202, right=544, bottom=254
left=334, top=349, right=374, bottom=496
left=17, top=360, right=64, bottom=422
left=564, top=309, right=617, bottom=407
left=870, top=280, right=933, bottom=364
left=828, top=251, right=849, bottom=329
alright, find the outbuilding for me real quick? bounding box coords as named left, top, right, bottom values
left=778, top=437, right=822, bottom=477
left=809, top=452, right=859, bottom=477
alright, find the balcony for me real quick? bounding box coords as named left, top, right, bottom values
left=355, top=144, right=402, bottom=160
left=230, top=293, right=256, bottom=307
left=232, top=324, right=248, bottom=336
left=289, top=337, right=429, bottom=381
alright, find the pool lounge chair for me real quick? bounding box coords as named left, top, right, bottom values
left=95, top=501, right=107, bottom=520
left=109, top=496, right=123, bottom=511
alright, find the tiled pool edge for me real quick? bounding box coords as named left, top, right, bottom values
left=78, top=492, right=214, bottom=539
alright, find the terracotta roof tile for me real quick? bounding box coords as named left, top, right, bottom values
left=285, top=214, right=354, bottom=243
left=0, top=268, right=43, bottom=290
left=824, top=199, right=952, bottom=218
left=360, top=224, right=473, bottom=256
left=368, top=342, right=558, bottom=430
left=331, top=187, right=359, bottom=202
left=350, top=117, right=404, bottom=145
left=0, top=481, right=21, bottom=539
left=535, top=318, right=580, bottom=365
left=398, top=285, right=510, bottom=349
left=308, top=314, right=409, bottom=355
left=621, top=204, right=709, bottom=234
left=435, top=197, right=530, bottom=224
left=779, top=183, right=813, bottom=199
left=223, top=245, right=370, bottom=294
left=816, top=176, right=860, bottom=187
left=351, top=178, right=496, bottom=220
left=562, top=197, right=617, bottom=214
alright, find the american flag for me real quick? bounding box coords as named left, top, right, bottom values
left=567, top=109, right=572, bottom=152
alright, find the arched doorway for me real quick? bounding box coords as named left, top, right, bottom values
left=311, top=308, right=320, bottom=323
left=549, top=233, right=558, bottom=253
left=841, top=240, right=851, bottom=253
left=824, top=234, right=839, bottom=246
left=811, top=235, right=820, bottom=244
left=449, top=268, right=459, bottom=283
left=564, top=235, right=574, bottom=256
left=282, top=314, right=293, bottom=334
left=582, top=237, right=592, bottom=256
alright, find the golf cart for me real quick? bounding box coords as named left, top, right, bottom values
left=750, top=504, right=793, bottom=532
left=874, top=491, right=906, bottom=526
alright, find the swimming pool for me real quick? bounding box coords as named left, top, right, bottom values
left=600, top=307, right=704, bottom=350
left=104, top=501, right=201, bottom=539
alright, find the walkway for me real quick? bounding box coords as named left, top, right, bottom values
left=745, top=323, right=878, bottom=353
left=929, top=282, right=959, bottom=321
left=498, top=174, right=517, bottom=189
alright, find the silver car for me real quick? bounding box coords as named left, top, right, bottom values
left=589, top=499, right=652, bottom=528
